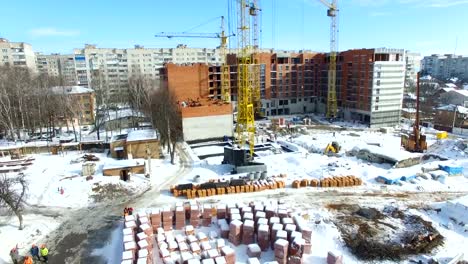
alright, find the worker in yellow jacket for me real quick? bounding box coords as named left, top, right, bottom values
left=40, top=244, right=49, bottom=262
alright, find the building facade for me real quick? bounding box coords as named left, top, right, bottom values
left=0, top=38, right=36, bottom=70
left=404, top=51, right=421, bottom=87
left=51, top=86, right=96, bottom=125
left=422, top=54, right=468, bottom=80
left=36, top=53, right=78, bottom=85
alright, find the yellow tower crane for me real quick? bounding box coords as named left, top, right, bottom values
left=154, top=16, right=233, bottom=102
left=235, top=0, right=259, bottom=159
left=317, top=0, right=338, bottom=119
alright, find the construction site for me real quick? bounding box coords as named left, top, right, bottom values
left=0, top=1, right=467, bottom=264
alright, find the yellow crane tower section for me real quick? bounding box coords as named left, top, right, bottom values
left=317, top=0, right=338, bottom=119
left=235, top=0, right=257, bottom=159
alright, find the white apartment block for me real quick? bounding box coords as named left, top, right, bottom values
left=72, top=44, right=223, bottom=96
left=370, top=48, right=406, bottom=127
left=422, top=54, right=468, bottom=80
left=404, top=51, right=421, bottom=87
left=0, top=38, right=36, bottom=71
left=36, top=53, right=78, bottom=85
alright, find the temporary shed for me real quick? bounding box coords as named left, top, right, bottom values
left=102, top=159, right=146, bottom=180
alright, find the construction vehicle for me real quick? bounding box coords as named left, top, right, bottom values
left=317, top=0, right=338, bottom=119
left=155, top=16, right=234, bottom=103
left=324, top=141, right=341, bottom=156
left=401, top=72, right=427, bottom=152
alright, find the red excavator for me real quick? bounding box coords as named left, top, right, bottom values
left=401, top=72, right=427, bottom=152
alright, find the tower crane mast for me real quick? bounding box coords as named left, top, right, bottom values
left=317, top=0, right=338, bottom=119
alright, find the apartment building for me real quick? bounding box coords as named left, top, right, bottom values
left=404, top=51, right=421, bottom=87
left=422, top=54, right=468, bottom=80
left=0, top=38, right=36, bottom=70
left=165, top=48, right=405, bottom=128
left=51, top=86, right=95, bottom=125
left=36, top=53, right=78, bottom=85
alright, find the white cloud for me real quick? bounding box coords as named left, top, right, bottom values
left=29, top=27, right=80, bottom=37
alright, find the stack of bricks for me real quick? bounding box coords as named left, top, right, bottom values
left=327, top=251, right=343, bottom=264
left=257, top=224, right=270, bottom=251
left=242, top=220, right=255, bottom=244
left=137, top=248, right=151, bottom=264
left=228, top=219, right=243, bottom=246
left=202, top=204, right=212, bottom=226
left=150, top=209, right=161, bottom=232
left=293, top=215, right=312, bottom=254
left=123, top=215, right=137, bottom=263
left=217, top=204, right=227, bottom=219
left=271, top=223, right=284, bottom=249
left=247, top=244, right=262, bottom=258
left=288, top=237, right=305, bottom=264
left=274, top=239, right=289, bottom=264
left=162, top=207, right=174, bottom=231
left=218, top=219, right=230, bottom=239
left=175, top=206, right=186, bottom=230
left=247, top=258, right=261, bottom=264
left=221, top=246, right=236, bottom=264
left=136, top=231, right=153, bottom=263
left=190, top=205, right=201, bottom=227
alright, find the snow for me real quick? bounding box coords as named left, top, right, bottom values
left=444, top=83, right=457, bottom=88
left=50, top=85, right=93, bottom=95
left=0, top=214, right=60, bottom=264
left=126, top=129, right=159, bottom=142
left=103, top=159, right=146, bottom=170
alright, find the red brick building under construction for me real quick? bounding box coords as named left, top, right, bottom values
left=162, top=48, right=406, bottom=140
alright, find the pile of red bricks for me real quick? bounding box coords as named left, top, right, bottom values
left=292, top=175, right=362, bottom=188
left=122, top=212, right=154, bottom=264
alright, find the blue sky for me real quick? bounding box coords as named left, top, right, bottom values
left=1, top=0, right=467, bottom=56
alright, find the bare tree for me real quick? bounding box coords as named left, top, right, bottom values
left=0, top=173, right=28, bottom=230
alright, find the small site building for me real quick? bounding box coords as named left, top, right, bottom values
left=110, top=129, right=160, bottom=159
left=102, top=159, right=146, bottom=179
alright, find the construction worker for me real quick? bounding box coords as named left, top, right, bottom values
left=23, top=256, right=33, bottom=264
left=123, top=207, right=128, bottom=217
left=40, top=244, right=49, bottom=262
left=128, top=207, right=134, bottom=215
left=30, top=244, right=40, bottom=260
left=10, top=247, right=19, bottom=264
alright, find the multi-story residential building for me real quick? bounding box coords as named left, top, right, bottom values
left=404, top=51, right=421, bottom=87
left=0, top=38, right=36, bottom=71
left=422, top=54, right=468, bottom=80
left=36, top=53, right=78, bottom=85
left=51, top=86, right=95, bottom=125
left=164, top=48, right=405, bottom=128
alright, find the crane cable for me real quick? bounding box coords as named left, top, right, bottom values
left=182, top=16, right=221, bottom=33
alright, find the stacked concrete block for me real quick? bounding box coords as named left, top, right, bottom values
left=179, top=242, right=189, bottom=252
left=247, top=244, right=262, bottom=258
left=274, top=239, right=289, bottom=264
left=122, top=251, right=133, bottom=263
left=217, top=204, right=227, bottom=219
left=257, top=224, right=270, bottom=251
left=243, top=212, right=254, bottom=221
left=231, top=213, right=241, bottom=222
left=138, top=216, right=149, bottom=226
left=124, top=241, right=137, bottom=260
left=187, top=235, right=198, bottom=244
left=247, top=258, right=261, bottom=264
left=185, top=225, right=195, bottom=236
left=197, top=232, right=208, bottom=242
left=137, top=249, right=152, bottom=264
left=123, top=227, right=134, bottom=239
left=168, top=240, right=178, bottom=252
left=214, top=256, right=227, bottom=264
left=255, top=211, right=266, bottom=223
left=221, top=246, right=236, bottom=264
left=276, top=230, right=287, bottom=241
left=242, top=219, right=255, bottom=244
left=216, top=239, right=225, bottom=249
left=228, top=208, right=240, bottom=220
left=175, top=206, right=186, bottom=230
left=327, top=251, right=343, bottom=264
left=190, top=205, right=201, bottom=227
left=228, top=219, right=243, bottom=246
left=271, top=223, right=284, bottom=249
left=265, top=205, right=277, bottom=219
left=284, top=224, right=297, bottom=241
left=125, top=220, right=137, bottom=232
left=207, top=248, right=220, bottom=258
left=181, top=251, right=194, bottom=262
left=217, top=219, right=230, bottom=238
left=139, top=223, right=153, bottom=236
left=123, top=234, right=134, bottom=244
left=269, top=217, right=280, bottom=229
left=137, top=232, right=153, bottom=248
left=202, top=204, right=213, bottom=226
left=293, top=215, right=312, bottom=254
left=200, top=241, right=212, bottom=251
left=190, top=242, right=201, bottom=254
left=202, top=259, right=215, bottom=264
left=162, top=207, right=174, bottom=231
left=257, top=218, right=268, bottom=229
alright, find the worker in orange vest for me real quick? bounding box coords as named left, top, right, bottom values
left=23, top=256, right=33, bottom=264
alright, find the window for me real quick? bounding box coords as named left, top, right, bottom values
left=377, top=72, right=381, bottom=78
left=376, top=89, right=380, bottom=94
left=291, top=99, right=297, bottom=104
left=376, top=97, right=379, bottom=102
left=266, top=103, right=270, bottom=108
left=375, top=105, right=378, bottom=111
left=376, top=80, right=381, bottom=86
